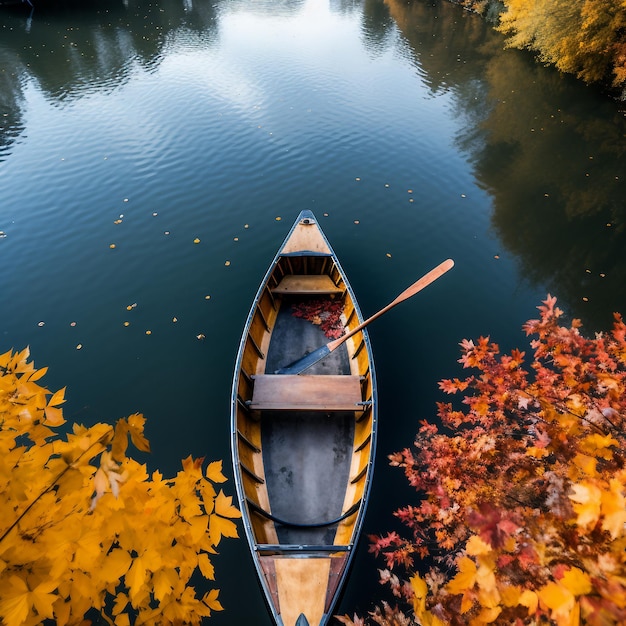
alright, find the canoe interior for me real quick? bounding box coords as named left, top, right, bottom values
left=232, top=221, right=376, bottom=626
left=262, top=302, right=354, bottom=547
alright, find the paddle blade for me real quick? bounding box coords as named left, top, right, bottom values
left=389, top=258, right=455, bottom=306
left=296, top=614, right=311, bottom=626
left=274, top=345, right=331, bottom=375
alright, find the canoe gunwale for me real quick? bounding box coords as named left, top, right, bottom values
left=230, top=210, right=378, bottom=626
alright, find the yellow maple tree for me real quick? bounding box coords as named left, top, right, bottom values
left=0, top=347, right=240, bottom=625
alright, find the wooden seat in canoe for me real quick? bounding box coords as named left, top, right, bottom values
left=271, top=275, right=344, bottom=295
left=248, top=374, right=364, bottom=412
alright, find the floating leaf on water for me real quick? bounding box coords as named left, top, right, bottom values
left=38, top=321, right=45, bottom=327
left=114, top=219, right=122, bottom=225
left=494, top=255, right=500, bottom=260
left=205, top=295, right=211, bottom=300
left=234, top=237, right=239, bottom=242
left=194, top=238, right=200, bottom=244
left=172, top=317, right=178, bottom=323
left=385, top=183, right=390, bottom=188
left=197, top=334, right=206, bottom=340
left=0, top=231, right=6, bottom=238
left=123, top=321, right=130, bottom=327
left=110, top=244, right=116, bottom=249
left=582, top=297, right=589, bottom=302
left=354, top=220, right=360, bottom=225
left=70, top=321, right=77, bottom=327
left=152, top=212, right=158, bottom=216
left=355, top=177, right=361, bottom=181
left=145, top=330, right=152, bottom=335
left=600, top=273, right=606, bottom=278
left=164, top=231, right=170, bottom=235
left=76, top=344, right=82, bottom=350
left=585, top=269, right=592, bottom=274
left=407, top=189, right=413, bottom=194
left=461, top=194, right=466, bottom=198
left=123, top=198, right=129, bottom=203
left=275, top=216, right=281, bottom=221
left=225, top=260, right=231, bottom=266
left=244, top=224, right=249, bottom=229
left=386, top=253, right=392, bottom=258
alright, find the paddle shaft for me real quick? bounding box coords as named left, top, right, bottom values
left=274, top=258, right=454, bottom=374
left=326, top=258, right=455, bottom=353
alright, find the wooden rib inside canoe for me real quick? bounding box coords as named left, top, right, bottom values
left=231, top=211, right=377, bottom=626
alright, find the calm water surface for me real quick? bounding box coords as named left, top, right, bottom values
left=1, top=0, right=625, bottom=622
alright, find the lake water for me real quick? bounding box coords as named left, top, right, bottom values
left=1, top=0, right=625, bottom=622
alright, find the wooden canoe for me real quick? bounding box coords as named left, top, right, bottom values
left=230, top=211, right=377, bottom=626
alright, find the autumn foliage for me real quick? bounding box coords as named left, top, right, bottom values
left=0, top=347, right=240, bottom=626
left=340, top=296, right=626, bottom=625
left=455, top=0, right=626, bottom=96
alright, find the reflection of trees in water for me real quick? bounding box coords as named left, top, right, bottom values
left=0, top=49, right=25, bottom=163
left=2, top=0, right=624, bottom=329
left=477, top=53, right=626, bottom=330
left=360, top=0, right=396, bottom=57
left=0, top=0, right=218, bottom=155
left=385, top=0, right=626, bottom=331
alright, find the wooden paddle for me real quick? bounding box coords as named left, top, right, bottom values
left=275, top=258, right=455, bottom=375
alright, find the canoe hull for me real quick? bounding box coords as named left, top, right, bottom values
left=230, top=211, right=377, bottom=626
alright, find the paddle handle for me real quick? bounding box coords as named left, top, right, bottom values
left=326, top=258, right=455, bottom=352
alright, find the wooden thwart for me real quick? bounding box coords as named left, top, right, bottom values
left=249, top=375, right=363, bottom=412
left=271, top=275, right=343, bottom=295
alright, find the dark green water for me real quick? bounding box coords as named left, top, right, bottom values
left=1, top=0, right=625, bottom=622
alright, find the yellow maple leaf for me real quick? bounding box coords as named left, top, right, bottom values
left=560, top=567, right=592, bottom=596
left=26, top=366, right=48, bottom=383
left=571, top=453, right=597, bottom=477
left=127, top=413, right=150, bottom=453
left=187, top=514, right=209, bottom=544
left=214, top=490, right=241, bottom=520
left=125, top=558, right=147, bottom=603
left=466, top=535, right=492, bottom=556
left=202, top=589, right=223, bottom=612
left=152, top=569, right=178, bottom=603
left=29, top=580, right=57, bottom=620
left=0, top=577, right=57, bottom=626
left=569, top=481, right=602, bottom=528
left=47, top=386, right=66, bottom=407
left=538, top=581, right=574, bottom=612
left=410, top=574, right=428, bottom=615
left=206, top=460, right=227, bottom=483
left=476, top=558, right=500, bottom=609
left=100, top=549, right=132, bottom=584
left=198, top=553, right=215, bottom=580
left=499, top=584, right=521, bottom=607
left=447, top=556, right=477, bottom=595
left=208, top=514, right=238, bottom=545
left=519, top=589, right=538, bottom=614
left=0, top=578, right=31, bottom=626
left=581, top=433, right=618, bottom=460
left=601, top=478, right=626, bottom=539
left=44, top=405, right=65, bottom=427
